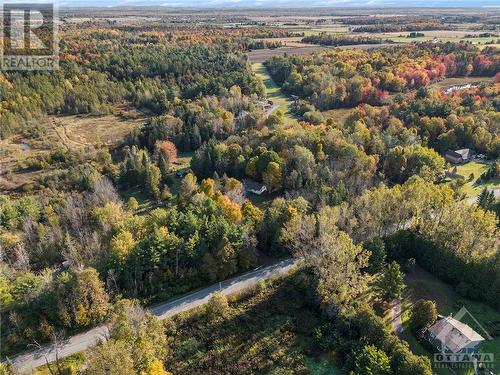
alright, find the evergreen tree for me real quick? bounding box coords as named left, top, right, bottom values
left=477, top=187, right=495, bottom=211
left=379, top=261, right=405, bottom=301
left=158, top=153, right=169, bottom=180
left=365, top=237, right=387, bottom=273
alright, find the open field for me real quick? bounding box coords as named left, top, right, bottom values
left=401, top=266, right=500, bottom=375
left=0, top=111, right=143, bottom=194
left=293, top=26, right=350, bottom=36
left=256, top=36, right=312, bottom=47
left=247, top=45, right=335, bottom=62
left=47, top=112, right=143, bottom=150
left=369, top=29, right=498, bottom=40
left=252, top=62, right=296, bottom=124
left=429, top=76, right=494, bottom=91
left=247, top=43, right=397, bottom=63
left=321, top=107, right=354, bottom=125
left=446, top=161, right=500, bottom=197
left=388, top=36, right=499, bottom=44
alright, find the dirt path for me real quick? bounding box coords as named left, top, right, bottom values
left=391, top=299, right=404, bottom=339
left=51, top=118, right=89, bottom=149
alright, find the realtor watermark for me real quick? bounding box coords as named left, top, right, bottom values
left=1, top=1, right=58, bottom=70
left=431, top=307, right=495, bottom=372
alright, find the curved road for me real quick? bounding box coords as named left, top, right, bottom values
left=10, top=259, right=298, bottom=374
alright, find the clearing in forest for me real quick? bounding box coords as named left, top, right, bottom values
left=252, top=62, right=297, bottom=124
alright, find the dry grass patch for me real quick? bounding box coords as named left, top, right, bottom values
left=0, top=110, right=144, bottom=193
left=46, top=111, right=144, bottom=150
left=322, top=108, right=354, bottom=126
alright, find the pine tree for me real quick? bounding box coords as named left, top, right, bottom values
left=158, top=153, right=169, bottom=179
left=477, top=187, right=495, bottom=211
left=379, top=261, right=405, bottom=301
left=145, top=165, right=161, bottom=200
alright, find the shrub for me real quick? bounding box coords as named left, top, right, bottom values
left=410, top=300, right=437, bottom=332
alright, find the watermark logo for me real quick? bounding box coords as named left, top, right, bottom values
left=429, top=307, right=495, bottom=372
left=1, top=1, right=58, bottom=70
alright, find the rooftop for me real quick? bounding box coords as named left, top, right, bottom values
left=427, top=316, right=485, bottom=352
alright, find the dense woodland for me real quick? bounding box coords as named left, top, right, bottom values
left=0, top=15, right=499, bottom=375
left=302, top=34, right=386, bottom=46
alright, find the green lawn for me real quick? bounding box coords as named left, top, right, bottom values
left=252, top=62, right=297, bottom=125
left=446, top=161, right=499, bottom=197
left=321, top=107, right=354, bottom=126
left=401, top=266, right=500, bottom=375
left=173, top=151, right=193, bottom=171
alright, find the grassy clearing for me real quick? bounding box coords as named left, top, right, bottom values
left=293, top=27, right=350, bottom=36
left=33, top=353, right=84, bottom=375
left=172, top=151, right=193, bottom=172
left=446, top=161, right=499, bottom=197
left=168, top=270, right=340, bottom=374
left=321, top=107, right=354, bottom=126
left=257, top=36, right=312, bottom=47
left=429, top=76, right=493, bottom=91
left=48, top=112, right=143, bottom=150
left=401, top=266, right=500, bottom=375
left=252, top=62, right=297, bottom=125
left=0, top=110, right=144, bottom=194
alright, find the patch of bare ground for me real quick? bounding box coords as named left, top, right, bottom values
left=322, top=108, right=355, bottom=125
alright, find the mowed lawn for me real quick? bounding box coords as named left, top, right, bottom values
left=252, top=62, right=297, bottom=124
left=400, top=266, right=500, bottom=375
left=447, top=161, right=499, bottom=197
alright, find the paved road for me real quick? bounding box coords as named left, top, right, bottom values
left=10, top=258, right=298, bottom=374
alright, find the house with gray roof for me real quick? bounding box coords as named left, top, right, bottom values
left=424, top=315, right=485, bottom=354
left=445, top=149, right=476, bottom=164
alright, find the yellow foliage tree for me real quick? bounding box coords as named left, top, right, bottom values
left=215, top=193, right=242, bottom=222
left=143, top=359, right=172, bottom=375
left=201, top=178, right=215, bottom=197
left=111, top=230, right=137, bottom=264
left=262, top=161, right=283, bottom=192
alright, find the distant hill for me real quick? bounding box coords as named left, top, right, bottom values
left=60, top=1, right=500, bottom=9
